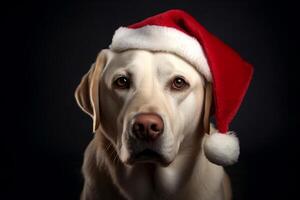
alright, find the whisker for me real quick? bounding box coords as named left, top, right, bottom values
left=105, top=143, right=112, bottom=152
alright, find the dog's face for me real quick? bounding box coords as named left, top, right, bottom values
left=76, top=49, right=206, bottom=166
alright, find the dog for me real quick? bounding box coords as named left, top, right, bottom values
left=75, top=49, right=232, bottom=200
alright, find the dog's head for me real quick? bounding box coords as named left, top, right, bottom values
left=75, top=49, right=212, bottom=166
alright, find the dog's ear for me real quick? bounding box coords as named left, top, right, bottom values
left=75, top=49, right=110, bottom=132
left=203, top=82, right=213, bottom=134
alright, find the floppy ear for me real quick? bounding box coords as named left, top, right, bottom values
left=202, top=82, right=213, bottom=134
left=75, top=50, right=109, bottom=132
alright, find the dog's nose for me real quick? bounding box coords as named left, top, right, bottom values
left=132, top=113, right=164, bottom=141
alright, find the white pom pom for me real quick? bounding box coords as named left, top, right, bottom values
left=204, top=132, right=240, bottom=166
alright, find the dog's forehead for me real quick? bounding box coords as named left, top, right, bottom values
left=108, top=50, right=152, bottom=69
left=107, top=50, right=199, bottom=77
left=152, top=52, right=199, bottom=77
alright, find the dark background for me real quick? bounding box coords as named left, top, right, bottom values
left=3, top=0, right=296, bottom=199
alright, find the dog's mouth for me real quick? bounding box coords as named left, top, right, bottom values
left=126, top=149, right=170, bottom=166
left=135, top=149, right=161, bottom=160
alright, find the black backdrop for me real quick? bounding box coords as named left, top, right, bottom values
left=3, top=0, right=296, bottom=199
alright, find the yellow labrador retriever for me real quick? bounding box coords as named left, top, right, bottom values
left=75, top=49, right=231, bottom=200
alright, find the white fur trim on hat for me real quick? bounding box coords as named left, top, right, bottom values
left=204, top=132, right=240, bottom=166
left=110, top=25, right=212, bottom=81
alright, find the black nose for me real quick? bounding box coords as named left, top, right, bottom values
left=131, top=113, right=164, bottom=141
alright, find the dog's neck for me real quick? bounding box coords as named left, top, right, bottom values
left=93, top=127, right=224, bottom=200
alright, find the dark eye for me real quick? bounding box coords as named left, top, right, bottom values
left=114, top=76, right=130, bottom=89
left=171, top=76, right=188, bottom=90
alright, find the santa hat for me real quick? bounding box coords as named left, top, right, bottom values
left=109, top=9, right=253, bottom=166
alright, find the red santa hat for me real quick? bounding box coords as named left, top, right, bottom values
left=109, top=9, right=253, bottom=166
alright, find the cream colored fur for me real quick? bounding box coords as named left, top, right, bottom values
left=75, top=49, right=232, bottom=200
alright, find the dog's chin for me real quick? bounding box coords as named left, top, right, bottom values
left=124, top=149, right=173, bottom=167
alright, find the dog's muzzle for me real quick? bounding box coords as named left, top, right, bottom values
left=125, top=113, right=170, bottom=166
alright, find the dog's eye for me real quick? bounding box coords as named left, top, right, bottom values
left=171, top=76, right=188, bottom=90
left=114, top=76, right=130, bottom=89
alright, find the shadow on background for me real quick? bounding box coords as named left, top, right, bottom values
left=3, top=0, right=295, bottom=199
